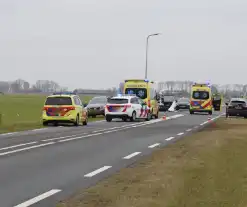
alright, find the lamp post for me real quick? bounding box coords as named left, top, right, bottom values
left=145, top=33, right=161, bottom=79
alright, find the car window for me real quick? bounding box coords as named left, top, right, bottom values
left=178, top=98, right=189, bottom=103
left=45, top=97, right=72, bottom=105
left=108, top=98, right=129, bottom=104
left=192, top=91, right=209, bottom=100
left=89, top=97, right=107, bottom=104
left=125, top=88, right=147, bottom=99
left=163, top=96, right=174, bottom=101
left=131, top=97, right=139, bottom=104
left=230, top=100, right=246, bottom=105
left=74, top=97, right=82, bottom=105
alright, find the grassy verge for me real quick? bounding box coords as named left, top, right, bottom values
left=57, top=118, right=247, bottom=207
left=0, top=94, right=101, bottom=134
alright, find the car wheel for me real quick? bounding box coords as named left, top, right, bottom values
left=209, top=111, right=212, bottom=115
left=83, top=117, right=88, bottom=125
left=130, top=111, right=136, bottom=122
left=92, top=115, right=96, bottom=118
left=244, top=116, right=247, bottom=119
left=190, top=110, right=194, bottom=115
left=42, top=122, right=48, bottom=126
left=106, top=116, right=112, bottom=122
left=122, top=117, right=127, bottom=122
left=146, top=111, right=152, bottom=121
left=226, top=113, right=229, bottom=118
left=74, top=115, right=79, bottom=126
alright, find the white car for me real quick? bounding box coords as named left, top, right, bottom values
left=105, top=95, right=152, bottom=122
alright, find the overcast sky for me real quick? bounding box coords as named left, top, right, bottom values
left=1, top=0, right=247, bottom=89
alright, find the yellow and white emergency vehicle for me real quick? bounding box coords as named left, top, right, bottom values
left=189, top=82, right=213, bottom=115
left=123, top=79, right=159, bottom=119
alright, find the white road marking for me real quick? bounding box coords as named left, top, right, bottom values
left=194, top=126, right=198, bottom=128
left=41, top=133, right=87, bottom=142
left=0, top=142, right=55, bottom=156
left=165, top=137, right=174, bottom=141
left=32, top=128, right=46, bottom=132
left=14, top=189, right=61, bottom=207
left=0, top=142, right=37, bottom=151
left=84, top=166, right=112, bottom=177
left=148, top=143, right=160, bottom=148
left=123, top=152, right=141, bottom=159
left=177, top=132, right=184, bottom=136
left=58, top=133, right=103, bottom=143
left=186, top=129, right=192, bottom=132
left=200, top=121, right=208, bottom=125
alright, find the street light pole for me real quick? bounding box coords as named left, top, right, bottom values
left=145, top=33, right=161, bottom=79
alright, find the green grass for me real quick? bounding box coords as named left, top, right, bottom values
left=0, top=94, right=99, bottom=134
left=57, top=118, right=247, bottom=207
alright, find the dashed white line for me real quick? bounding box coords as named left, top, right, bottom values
left=84, top=166, right=112, bottom=177
left=186, top=129, right=192, bottom=132
left=194, top=126, right=198, bottom=128
left=165, top=137, right=174, bottom=141
left=177, top=132, right=184, bottom=136
left=123, top=152, right=141, bottom=159
left=148, top=143, right=160, bottom=148
left=0, top=142, right=55, bottom=156
left=0, top=141, right=37, bottom=151
left=13, top=189, right=61, bottom=207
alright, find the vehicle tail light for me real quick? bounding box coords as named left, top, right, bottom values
left=43, top=106, right=48, bottom=111
left=67, top=106, right=75, bottom=110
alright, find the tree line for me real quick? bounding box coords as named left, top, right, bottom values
left=0, top=79, right=68, bottom=94
left=158, top=81, right=247, bottom=98
left=0, top=79, right=246, bottom=99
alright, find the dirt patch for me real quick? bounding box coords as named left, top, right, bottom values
left=57, top=118, right=247, bottom=207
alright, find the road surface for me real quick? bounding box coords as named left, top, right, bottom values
left=0, top=110, right=223, bottom=207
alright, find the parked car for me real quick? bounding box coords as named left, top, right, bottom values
left=86, top=96, right=108, bottom=118
left=226, top=98, right=247, bottom=118
left=176, top=97, right=190, bottom=110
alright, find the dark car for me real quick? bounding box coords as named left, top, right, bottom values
left=86, top=96, right=108, bottom=118
left=176, top=97, right=190, bottom=110
left=159, top=96, right=175, bottom=111
left=226, top=98, right=247, bottom=118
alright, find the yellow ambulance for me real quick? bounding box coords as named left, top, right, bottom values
left=123, top=79, right=159, bottom=119
left=190, top=82, right=213, bottom=115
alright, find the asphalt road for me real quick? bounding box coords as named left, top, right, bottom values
left=0, top=110, right=224, bottom=207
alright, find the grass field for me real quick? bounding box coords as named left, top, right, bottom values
left=57, top=118, right=247, bottom=207
left=0, top=94, right=99, bottom=134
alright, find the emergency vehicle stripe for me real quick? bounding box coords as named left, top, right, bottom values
left=202, top=100, right=211, bottom=108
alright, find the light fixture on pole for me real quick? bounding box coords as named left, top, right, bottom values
left=145, top=33, right=161, bottom=79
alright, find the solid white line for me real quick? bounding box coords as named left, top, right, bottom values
left=84, top=166, right=112, bottom=177
left=186, top=129, right=192, bottom=132
left=58, top=133, right=102, bottom=143
left=0, top=142, right=55, bottom=156
left=0, top=142, right=37, bottom=151
left=177, top=132, right=184, bottom=136
left=148, top=143, right=160, bottom=148
left=41, top=134, right=85, bottom=142
left=123, top=152, right=141, bottom=159
left=14, top=189, right=61, bottom=207
left=165, top=137, right=174, bottom=141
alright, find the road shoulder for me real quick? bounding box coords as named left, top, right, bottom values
left=57, top=117, right=247, bottom=207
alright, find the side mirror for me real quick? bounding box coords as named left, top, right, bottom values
left=83, top=103, right=87, bottom=107
left=225, top=102, right=228, bottom=106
